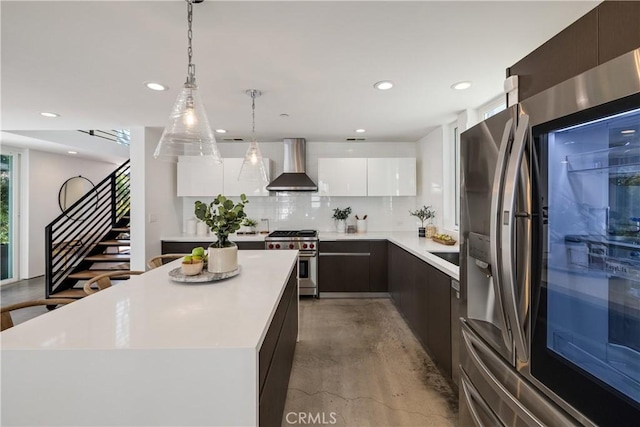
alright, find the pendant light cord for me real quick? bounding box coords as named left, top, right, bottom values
left=186, top=0, right=195, bottom=84
left=252, top=92, right=256, bottom=137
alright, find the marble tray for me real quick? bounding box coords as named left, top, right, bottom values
left=168, top=265, right=241, bottom=283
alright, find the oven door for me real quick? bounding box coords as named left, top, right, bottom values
left=520, top=48, right=640, bottom=426
left=298, top=252, right=317, bottom=296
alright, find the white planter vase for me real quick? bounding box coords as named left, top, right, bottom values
left=208, top=243, right=238, bottom=273
left=336, top=219, right=346, bottom=233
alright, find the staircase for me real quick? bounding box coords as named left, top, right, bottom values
left=45, top=161, right=131, bottom=299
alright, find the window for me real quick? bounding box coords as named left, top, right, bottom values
left=443, top=121, right=459, bottom=232
left=1, top=151, right=19, bottom=284
left=479, top=95, right=507, bottom=120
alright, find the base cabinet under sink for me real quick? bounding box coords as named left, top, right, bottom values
left=388, top=243, right=452, bottom=379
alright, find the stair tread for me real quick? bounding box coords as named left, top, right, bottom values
left=84, top=254, right=131, bottom=261
left=68, top=270, right=133, bottom=279
left=50, top=289, right=86, bottom=299
left=112, top=227, right=130, bottom=232
left=98, top=240, right=131, bottom=246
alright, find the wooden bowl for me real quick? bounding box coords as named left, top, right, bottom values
left=181, top=261, right=204, bottom=276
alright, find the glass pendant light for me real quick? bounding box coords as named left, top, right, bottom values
left=238, top=89, right=268, bottom=183
left=154, top=0, right=221, bottom=163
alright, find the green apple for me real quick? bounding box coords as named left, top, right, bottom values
left=183, top=255, right=193, bottom=263
left=192, top=247, right=205, bottom=258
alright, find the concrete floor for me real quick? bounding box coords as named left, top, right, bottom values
left=0, top=276, right=51, bottom=326
left=283, top=298, right=458, bottom=427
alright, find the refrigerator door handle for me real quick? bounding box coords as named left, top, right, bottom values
left=500, top=114, right=531, bottom=363
left=489, top=118, right=514, bottom=351
left=460, top=370, right=505, bottom=427
left=462, top=323, right=545, bottom=427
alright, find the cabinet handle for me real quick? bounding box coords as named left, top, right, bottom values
left=319, top=253, right=370, bottom=257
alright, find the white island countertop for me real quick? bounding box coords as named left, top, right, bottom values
left=2, top=250, right=298, bottom=427
left=163, top=231, right=459, bottom=280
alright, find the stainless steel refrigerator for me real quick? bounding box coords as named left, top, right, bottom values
left=459, top=48, right=640, bottom=426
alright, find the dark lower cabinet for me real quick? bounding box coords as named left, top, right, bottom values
left=258, top=266, right=298, bottom=427
left=426, top=266, right=452, bottom=377
left=319, top=253, right=369, bottom=292
left=369, top=241, right=388, bottom=292
left=161, top=240, right=264, bottom=254
left=388, top=243, right=452, bottom=378
left=318, top=240, right=388, bottom=293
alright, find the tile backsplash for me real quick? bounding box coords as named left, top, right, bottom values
left=182, top=194, right=420, bottom=233
left=180, top=140, right=427, bottom=233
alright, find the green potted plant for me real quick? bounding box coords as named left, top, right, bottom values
left=332, top=207, right=352, bottom=233
left=194, top=194, right=248, bottom=273
left=409, top=205, right=435, bottom=237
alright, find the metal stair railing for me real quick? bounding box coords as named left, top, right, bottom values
left=45, top=160, right=130, bottom=297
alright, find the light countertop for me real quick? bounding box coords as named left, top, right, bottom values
left=163, top=231, right=460, bottom=280
left=2, top=250, right=298, bottom=426
left=1, top=250, right=298, bottom=350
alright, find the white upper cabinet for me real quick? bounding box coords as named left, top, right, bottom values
left=317, top=158, right=367, bottom=196
left=222, top=158, right=272, bottom=197
left=367, top=158, right=416, bottom=196
left=177, top=156, right=224, bottom=197
left=177, top=157, right=271, bottom=197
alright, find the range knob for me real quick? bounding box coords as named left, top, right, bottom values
left=302, top=243, right=308, bottom=249
left=309, top=243, right=315, bottom=249
left=275, top=244, right=281, bottom=249
left=268, top=244, right=274, bottom=249
left=289, top=244, right=295, bottom=249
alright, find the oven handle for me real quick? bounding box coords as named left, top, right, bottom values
left=298, top=253, right=318, bottom=259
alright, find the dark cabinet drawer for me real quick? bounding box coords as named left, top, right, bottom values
left=319, top=253, right=370, bottom=292
left=318, top=240, right=387, bottom=292
left=162, top=240, right=264, bottom=254
left=320, top=241, right=370, bottom=254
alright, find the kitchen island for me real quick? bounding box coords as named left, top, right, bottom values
left=1, top=250, right=298, bottom=427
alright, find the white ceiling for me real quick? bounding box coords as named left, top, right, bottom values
left=1, top=0, right=600, bottom=147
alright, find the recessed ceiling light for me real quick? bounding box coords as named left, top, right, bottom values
left=67, top=151, right=78, bottom=154
left=215, top=129, right=227, bottom=134
left=621, top=129, right=636, bottom=134
left=451, top=81, right=472, bottom=90
left=40, top=112, right=60, bottom=118
left=355, top=129, right=366, bottom=133
left=144, top=82, right=169, bottom=91
left=373, top=80, right=393, bottom=90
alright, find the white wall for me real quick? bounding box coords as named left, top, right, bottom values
left=417, top=127, right=445, bottom=230
left=21, top=149, right=119, bottom=278
left=178, top=141, right=423, bottom=233
left=130, top=127, right=182, bottom=271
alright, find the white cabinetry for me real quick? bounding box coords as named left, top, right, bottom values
left=317, top=158, right=367, bottom=196
left=367, top=158, right=416, bottom=196
left=177, top=156, right=223, bottom=197
left=222, top=158, right=272, bottom=197
left=177, top=157, right=271, bottom=197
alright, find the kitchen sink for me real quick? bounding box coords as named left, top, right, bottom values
left=430, top=251, right=459, bottom=267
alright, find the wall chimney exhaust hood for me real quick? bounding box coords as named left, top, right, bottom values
left=266, top=138, right=318, bottom=192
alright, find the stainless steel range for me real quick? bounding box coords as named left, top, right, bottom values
left=265, top=230, right=318, bottom=297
